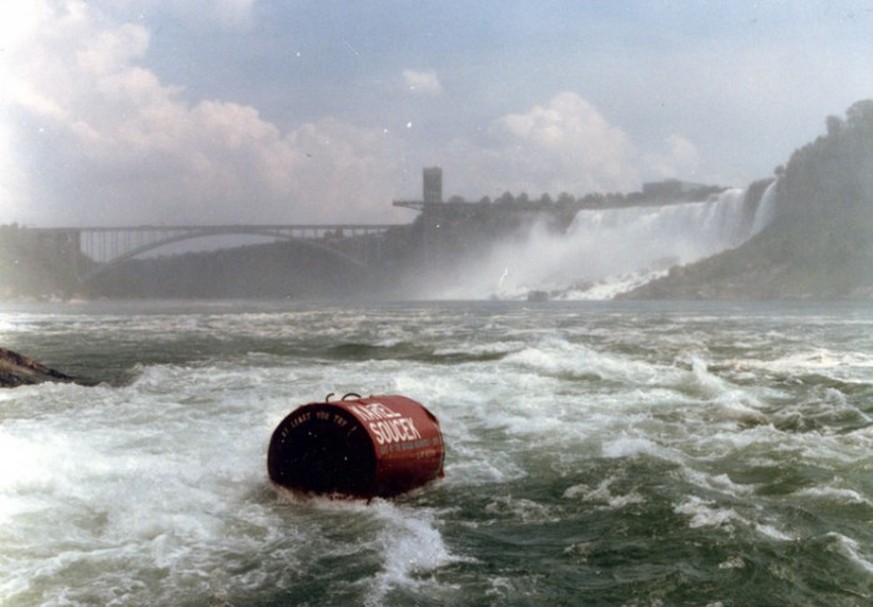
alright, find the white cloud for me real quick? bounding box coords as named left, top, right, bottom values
left=402, top=69, right=443, bottom=96
left=385, top=91, right=713, bottom=207
left=0, top=2, right=49, bottom=49
left=498, top=92, right=636, bottom=189
left=508, top=93, right=636, bottom=192
left=439, top=92, right=640, bottom=198
left=643, top=134, right=701, bottom=180
left=0, top=4, right=720, bottom=231
left=1, top=1, right=410, bottom=226
left=77, top=23, right=150, bottom=75
left=429, top=93, right=711, bottom=202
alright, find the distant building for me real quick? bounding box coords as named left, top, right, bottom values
left=394, top=167, right=444, bottom=210
left=423, top=167, right=443, bottom=204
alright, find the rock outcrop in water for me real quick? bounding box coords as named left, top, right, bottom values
left=624, top=100, right=873, bottom=300
left=0, top=347, right=77, bottom=388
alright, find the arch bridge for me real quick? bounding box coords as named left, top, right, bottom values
left=33, top=224, right=399, bottom=282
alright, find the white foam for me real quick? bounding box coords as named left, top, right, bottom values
left=681, top=470, right=757, bottom=498
left=825, top=532, right=873, bottom=574
left=601, top=433, right=684, bottom=465
left=563, top=478, right=646, bottom=509
left=794, top=485, right=871, bottom=506
left=674, top=496, right=741, bottom=529
left=502, top=336, right=660, bottom=385
left=362, top=501, right=469, bottom=606
left=755, top=348, right=873, bottom=383
left=432, top=340, right=525, bottom=358
left=754, top=523, right=795, bottom=541
left=432, top=187, right=758, bottom=300
left=675, top=495, right=797, bottom=542
left=0, top=370, right=287, bottom=604
left=484, top=495, right=559, bottom=524
left=444, top=443, right=527, bottom=486
left=718, top=555, right=746, bottom=570
left=3, top=300, right=873, bottom=604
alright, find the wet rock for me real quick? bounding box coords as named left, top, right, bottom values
left=0, top=347, right=77, bottom=388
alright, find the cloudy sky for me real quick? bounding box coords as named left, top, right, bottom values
left=2, top=0, right=872, bottom=227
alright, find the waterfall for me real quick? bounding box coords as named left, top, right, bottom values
left=750, top=178, right=779, bottom=236
left=439, top=188, right=765, bottom=300
left=566, top=188, right=751, bottom=262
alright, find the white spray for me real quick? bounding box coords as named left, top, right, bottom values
left=750, top=179, right=780, bottom=236
left=440, top=187, right=778, bottom=300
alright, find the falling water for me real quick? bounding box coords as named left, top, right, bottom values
left=437, top=187, right=774, bottom=300
left=751, top=179, right=780, bottom=236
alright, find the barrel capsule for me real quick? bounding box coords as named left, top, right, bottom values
left=268, top=394, right=444, bottom=498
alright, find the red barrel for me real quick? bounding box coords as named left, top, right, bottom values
left=268, top=394, right=445, bottom=498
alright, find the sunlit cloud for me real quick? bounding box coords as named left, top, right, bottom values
left=0, top=1, right=410, bottom=226
left=3, top=1, right=869, bottom=228
left=437, top=92, right=640, bottom=198
left=430, top=93, right=712, bottom=201
left=498, top=91, right=636, bottom=189
left=0, top=2, right=48, bottom=49
left=4, top=5, right=657, bottom=227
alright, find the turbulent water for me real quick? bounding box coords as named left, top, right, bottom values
left=1, top=299, right=872, bottom=606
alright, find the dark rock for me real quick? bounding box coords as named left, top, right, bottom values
left=0, top=347, right=77, bottom=388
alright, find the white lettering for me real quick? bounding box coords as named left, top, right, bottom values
left=289, top=412, right=311, bottom=428
left=348, top=403, right=402, bottom=421
left=368, top=417, right=423, bottom=445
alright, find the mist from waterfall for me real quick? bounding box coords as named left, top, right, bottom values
left=432, top=187, right=776, bottom=300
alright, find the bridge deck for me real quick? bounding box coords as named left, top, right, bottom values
left=33, top=224, right=401, bottom=264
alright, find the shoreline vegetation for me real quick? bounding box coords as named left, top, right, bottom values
left=3, top=101, right=873, bottom=302
left=623, top=100, right=873, bottom=300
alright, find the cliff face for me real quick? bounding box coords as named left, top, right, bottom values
left=625, top=100, right=873, bottom=300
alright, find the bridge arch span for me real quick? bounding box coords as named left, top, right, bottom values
left=79, top=225, right=380, bottom=283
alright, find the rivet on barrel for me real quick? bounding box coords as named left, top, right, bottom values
left=268, top=394, right=445, bottom=498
